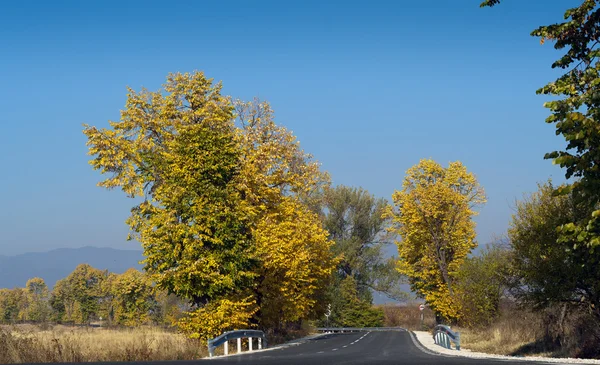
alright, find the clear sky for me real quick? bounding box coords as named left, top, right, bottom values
left=0, top=0, right=578, bottom=255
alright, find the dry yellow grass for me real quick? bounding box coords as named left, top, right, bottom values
left=380, top=302, right=555, bottom=357
left=0, top=324, right=205, bottom=363
left=458, top=323, right=542, bottom=356
left=455, top=307, right=559, bottom=357
left=458, top=306, right=600, bottom=359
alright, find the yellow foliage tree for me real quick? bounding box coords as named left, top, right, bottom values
left=177, top=297, right=257, bottom=342
left=111, top=268, right=154, bottom=326
left=254, top=198, right=336, bottom=329
left=84, top=72, right=257, bottom=310
left=386, top=159, right=486, bottom=322
left=0, top=288, right=27, bottom=323
left=233, top=99, right=335, bottom=329
left=233, top=98, right=329, bottom=216
left=84, top=72, right=335, bottom=339
left=24, top=277, right=50, bottom=322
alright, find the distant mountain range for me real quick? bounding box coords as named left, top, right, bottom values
left=0, top=246, right=144, bottom=290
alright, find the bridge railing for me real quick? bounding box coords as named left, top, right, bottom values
left=207, top=329, right=267, bottom=357
left=433, top=325, right=460, bottom=350
left=316, top=327, right=405, bottom=333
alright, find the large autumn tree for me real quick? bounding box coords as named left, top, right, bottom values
left=233, top=98, right=335, bottom=331
left=386, top=159, right=486, bottom=322
left=84, top=72, right=334, bottom=340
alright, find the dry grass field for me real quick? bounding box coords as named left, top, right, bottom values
left=0, top=324, right=204, bottom=363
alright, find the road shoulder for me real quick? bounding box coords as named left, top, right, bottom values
left=412, top=330, right=600, bottom=364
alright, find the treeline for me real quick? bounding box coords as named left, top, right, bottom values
left=1, top=188, right=405, bottom=334
left=0, top=265, right=187, bottom=326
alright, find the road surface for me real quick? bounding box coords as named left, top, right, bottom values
left=204, top=330, right=558, bottom=365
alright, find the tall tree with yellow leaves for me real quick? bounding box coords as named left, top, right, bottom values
left=84, top=72, right=258, bottom=336
left=111, top=268, right=155, bottom=326
left=233, top=98, right=329, bottom=215
left=24, top=277, right=51, bottom=322
left=84, top=72, right=335, bottom=339
left=254, top=198, right=335, bottom=329
left=233, top=99, right=334, bottom=330
left=386, top=159, right=486, bottom=323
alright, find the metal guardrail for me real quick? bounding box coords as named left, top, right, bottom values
left=433, top=325, right=460, bottom=350
left=207, top=329, right=267, bottom=357
left=316, top=327, right=405, bottom=333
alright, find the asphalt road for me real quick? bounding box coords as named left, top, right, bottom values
left=203, top=330, right=560, bottom=365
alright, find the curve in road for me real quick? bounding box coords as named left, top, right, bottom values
left=203, top=330, right=559, bottom=365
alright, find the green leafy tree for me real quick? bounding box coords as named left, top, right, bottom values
left=318, top=185, right=407, bottom=327
left=481, top=1, right=600, bottom=247
left=454, top=244, right=511, bottom=327
left=321, top=185, right=407, bottom=302
left=97, top=272, right=118, bottom=324
left=333, top=276, right=384, bottom=327
left=508, top=181, right=600, bottom=320
left=50, top=278, right=74, bottom=322
left=482, top=0, right=600, bottom=323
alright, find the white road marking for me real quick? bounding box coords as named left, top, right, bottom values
left=317, top=351, right=324, bottom=354
left=332, top=348, right=338, bottom=351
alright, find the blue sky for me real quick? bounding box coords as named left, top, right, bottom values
left=0, top=0, right=579, bottom=255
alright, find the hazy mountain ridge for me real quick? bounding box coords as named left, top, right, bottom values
left=0, top=246, right=144, bottom=290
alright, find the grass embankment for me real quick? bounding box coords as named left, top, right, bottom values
left=0, top=324, right=203, bottom=363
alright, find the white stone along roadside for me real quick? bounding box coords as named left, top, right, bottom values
left=412, top=331, right=600, bottom=365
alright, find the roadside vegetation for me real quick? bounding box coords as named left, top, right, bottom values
left=0, top=325, right=201, bottom=363
left=4, top=0, right=600, bottom=361
left=1, top=73, right=406, bottom=363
